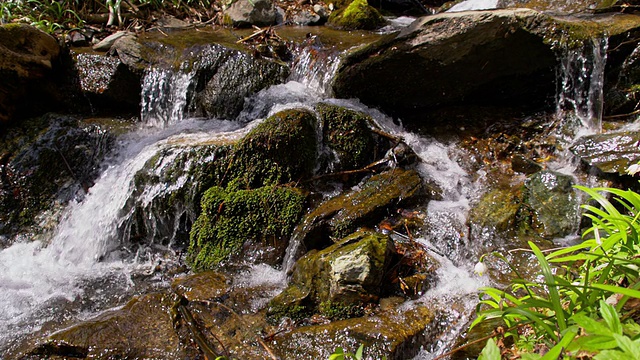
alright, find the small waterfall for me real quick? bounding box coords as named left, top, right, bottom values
left=289, top=38, right=342, bottom=97
left=140, top=66, right=196, bottom=128
left=556, top=38, right=608, bottom=134
left=447, top=0, right=499, bottom=12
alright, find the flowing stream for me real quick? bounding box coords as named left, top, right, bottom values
left=0, top=21, right=611, bottom=358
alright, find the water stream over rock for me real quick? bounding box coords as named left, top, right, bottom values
left=2, top=8, right=639, bottom=359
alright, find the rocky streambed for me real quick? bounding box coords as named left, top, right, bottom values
left=3, top=2, right=640, bottom=359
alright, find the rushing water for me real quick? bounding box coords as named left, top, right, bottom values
left=0, top=20, right=612, bottom=358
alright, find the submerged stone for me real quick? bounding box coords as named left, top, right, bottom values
left=271, top=304, right=434, bottom=359
left=571, top=131, right=640, bottom=174
left=28, top=293, right=188, bottom=359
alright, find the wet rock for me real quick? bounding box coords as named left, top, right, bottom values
left=511, top=154, right=543, bottom=174
left=223, top=0, right=278, bottom=27
left=110, top=33, right=150, bottom=73
left=570, top=131, right=640, bottom=174
left=27, top=293, right=189, bottom=359
left=268, top=230, right=394, bottom=319
left=172, top=271, right=229, bottom=302
left=73, top=52, right=141, bottom=114
left=0, top=114, right=113, bottom=239
left=0, top=24, right=61, bottom=123
left=295, top=168, right=425, bottom=251
left=316, top=102, right=380, bottom=171
left=328, top=0, right=386, bottom=30
left=188, top=185, right=306, bottom=270
left=293, top=10, right=323, bottom=25
left=192, top=44, right=290, bottom=119
left=522, top=170, right=579, bottom=239
left=333, top=9, right=640, bottom=126
left=469, top=187, right=523, bottom=236
left=271, top=303, right=434, bottom=359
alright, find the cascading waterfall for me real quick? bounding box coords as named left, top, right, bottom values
left=556, top=37, right=608, bottom=134
left=1, top=22, right=613, bottom=358
left=141, top=66, right=196, bottom=128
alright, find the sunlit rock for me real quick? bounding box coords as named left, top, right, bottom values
left=571, top=131, right=640, bottom=174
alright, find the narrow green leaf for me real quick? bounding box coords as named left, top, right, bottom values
left=594, top=349, right=633, bottom=360
left=530, top=241, right=566, bottom=331
left=540, top=327, right=577, bottom=360
left=592, top=284, right=640, bottom=300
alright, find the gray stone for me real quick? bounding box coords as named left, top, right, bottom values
left=92, top=31, right=134, bottom=51
left=224, top=0, right=278, bottom=27
left=524, top=170, right=579, bottom=239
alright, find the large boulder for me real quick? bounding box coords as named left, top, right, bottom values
left=332, top=9, right=640, bottom=127
left=0, top=24, right=61, bottom=123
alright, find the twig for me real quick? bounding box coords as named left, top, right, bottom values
left=603, top=109, right=640, bottom=120
left=177, top=304, right=223, bottom=359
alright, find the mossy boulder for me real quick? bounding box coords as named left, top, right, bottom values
left=268, top=230, right=394, bottom=321
left=188, top=185, right=306, bottom=270
left=316, top=103, right=378, bottom=171
left=328, top=0, right=386, bottom=30
left=225, top=108, right=319, bottom=189
left=270, top=303, right=434, bottom=359
left=469, top=187, right=523, bottom=237
left=570, top=131, right=640, bottom=174
left=294, top=168, right=425, bottom=252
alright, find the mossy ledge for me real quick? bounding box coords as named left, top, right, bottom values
left=327, top=0, right=386, bottom=30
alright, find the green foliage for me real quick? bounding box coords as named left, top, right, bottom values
left=318, top=301, right=365, bottom=321
left=472, top=184, right=640, bottom=358
left=329, top=345, right=365, bottom=360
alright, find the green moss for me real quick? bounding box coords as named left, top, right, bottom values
left=328, top=0, right=386, bottom=30
left=319, top=301, right=365, bottom=321
left=224, top=109, right=318, bottom=190
left=187, top=185, right=307, bottom=271
left=315, top=103, right=375, bottom=171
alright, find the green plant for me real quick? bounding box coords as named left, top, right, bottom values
left=329, top=345, right=364, bottom=360
left=470, top=183, right=640, bottom=358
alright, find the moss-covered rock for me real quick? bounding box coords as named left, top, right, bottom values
left=316, top=102, right=377, bottom=171
left=328, top=0, right=386, bottom=30
left=295, top=168, right=425, bottom=251
left=188, top=185, right=306, bottom=271
left=268, top=230, right=394, bottom=322
left=225, top=108, right=319, bottom=189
